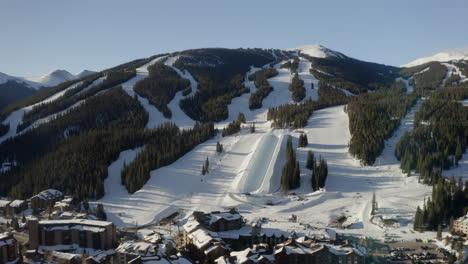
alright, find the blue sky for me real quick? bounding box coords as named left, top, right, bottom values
left=1, top=0, right=467, bottom=76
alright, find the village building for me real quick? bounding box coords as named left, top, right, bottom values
left=44, top=250, right=82, bottom=264
left=0, top=200, right=11, bottom=216
left=6, top=200, right=28, bottom=216
left=0, top=232, right=21, bottom=264
left=30, top=189, right=64, bottom=211
left=216, top=237, right=365, bottom=264
left=28, top=219, right=117, bottom=251
left=453, top=214, right=468, bottom=235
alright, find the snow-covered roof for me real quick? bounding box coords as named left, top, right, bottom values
left=204, top=244, right=226, bottom=255
left=9, top=200, right=25, bottom=207
left=51, top=251, right=80, bottom=260
left=0, top=200, right=11, bottom=207
left=0, top=233, right=15, bottom=247
left=188, top=228, right=221, bottom=249
left=32, top=189, right=63, bottom=201
left=456, top=215, right=468, bottom=223
left=116, top=241, right=157, bottom=256
left=182, top=218, right=200, bottom=233
left=39, top=219, right=113, bottom=227
left=208, top=212, right=242, bottom=225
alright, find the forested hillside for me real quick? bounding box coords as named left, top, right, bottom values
left=175, top=48, right=278, bottom=122
left=134, top=62, right=191, bottom=118
left=303, top=54, right=399, bottom=94
left=347, top=82, right=418, bottom=165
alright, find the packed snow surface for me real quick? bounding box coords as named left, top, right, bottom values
left=402, top=46, right=468, bottom=67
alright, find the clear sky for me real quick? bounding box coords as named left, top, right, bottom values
left=1, top=0, right=467, bottom=76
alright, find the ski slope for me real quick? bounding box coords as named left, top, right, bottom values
left=0, top=81, right=83, bottom=144
left=297, top=58, right=319, bottom=101
left=98, top=71, right=434, bottom=242
left=120, top=56, right=170, bottom=129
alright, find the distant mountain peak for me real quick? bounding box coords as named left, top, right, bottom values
left=284, top=44, right=346, bottom=59
left=402, top=46, right=468, bottom=67
left=25, top=69, right=77, bottom=87
left=76, top=70, right=96, bottom=78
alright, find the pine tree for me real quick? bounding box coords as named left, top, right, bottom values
left=11, top=217, right=19, bottom=230
left=237, top=112, right=246, bottom=124
left=95, top=203, right=107, bottom=221
left=371, top=192, right=377, bottom=215
left=306, top=151, right=314, bottom=170
left=414, top=206, right=422, bottom=230
left=298, top=134, right=308, bottom=147
left=281, top=136, right=300, bottom=192
left=216, top=141, right=223, bottom=153
left=250, top=123, right=255, bottom=133
left=437, top=224, right=442, bottom=240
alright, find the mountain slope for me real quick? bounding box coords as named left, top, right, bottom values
left=402, top=46, right=468, bottom=67
left=0, top=46, right=447, bottom=202
left=0, top=72, right=41, bottom=108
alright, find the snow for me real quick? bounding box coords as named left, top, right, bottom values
left=402, top=46, right=468, bottom=67
left=395, top=77, right=414, bottom=93
left=285, top=44, right=346, bottom=59
left=297, top=58, right=319, bottom=101
left=441, top=63, right=468, bottom=85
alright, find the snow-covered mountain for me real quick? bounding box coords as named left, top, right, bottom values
left=284, top=44, right=347, bottom=59
left=24, top=69, right=78, bottom=87
left=402, top=46, right=468, bottom=67
left=0, top=72, right=40, bottom=89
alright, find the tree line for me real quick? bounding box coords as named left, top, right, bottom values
left=281, top=136, right=301, bottom=192
left=134, top=62, right=191, bottom=118
left=0, top=56, right=158, bottom=123
left=175, top=48, right=275, bottom=122
left=289, top=73, right=306, bottom=102
left=0, top=87, right=149, bottom=199
left=17, top=69, right=138, bottom=132
left=414, top=176, right=467, bottom=231
left=303, top=54, right=399, bottom=94
left=347, top=82, right=418, bottom=165
left=248, top=68, right=278, bottom=109
left=395, top=92, right=468, bottom=184
left=267, top=85, right=350, bottom=129
left=121, top=122, right=215, bottom=193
